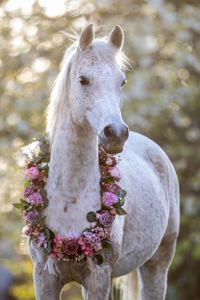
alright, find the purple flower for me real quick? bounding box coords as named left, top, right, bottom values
left=27, top=192, right=43, bottom=205
left=108, top=166, right=120, bottom=180
left=26, top=166, right=40, bottom=180
left=83, top=232, right=102, bottom=251
left=24, top=186, right=34, bottom=198
left=63, top=237, right=79, bottom=256
left=24, top=211, right=38, bottom=222
left=102, top=192, right=118, bottom=207
left=91, top=226, right=109, bottom=239
left=107, top=183, right=120, bottom=194
left=98, top=211, right=114, bottom=228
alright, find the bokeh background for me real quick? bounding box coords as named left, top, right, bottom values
left=0, top=0, right=200, bottom=299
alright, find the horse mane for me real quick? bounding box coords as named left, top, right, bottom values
left=45, top=42, right=77, bottom=143
left=45, top=34, right=131, bottom=144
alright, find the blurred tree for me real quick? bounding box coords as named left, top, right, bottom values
left=0, top=0, right=199, bottom=299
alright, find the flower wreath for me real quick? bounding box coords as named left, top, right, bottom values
left=14, top=136, right=127, bottom=265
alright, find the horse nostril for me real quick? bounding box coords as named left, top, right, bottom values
left=123, top=125, right=129, bottom=140
left=103, top=124, right=129, bottom=141
left=103, top=125, right=113, bottom=138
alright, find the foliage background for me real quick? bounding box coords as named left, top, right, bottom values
left=0, top=0, right=200, bottom=299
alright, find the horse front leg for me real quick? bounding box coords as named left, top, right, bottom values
left=82, top=264, right=112, bottom=300
left=29, top=242, right=63, bottom=300
left=33, top=261, right=63, bottom=300
left=138, top=233, right=177, bottom=300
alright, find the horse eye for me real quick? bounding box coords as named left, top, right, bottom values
left=121, top=79, right=127, bottom=87
left=79, top=76, right=89, bottom=86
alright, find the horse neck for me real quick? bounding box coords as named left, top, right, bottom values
left=47, top=101, right=100, bottom=203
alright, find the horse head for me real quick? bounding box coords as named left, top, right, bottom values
left=68, top=24, right=129, bottom=154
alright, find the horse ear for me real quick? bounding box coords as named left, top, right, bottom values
left=108, top=25, right=124, bottom=50
left=79, top=24, right=94, bottom=51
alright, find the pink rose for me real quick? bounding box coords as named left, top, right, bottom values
left=54, top=234, right=63, bottom=245
left=108, top=166, right=120, bottom=180
left=84, top=246, right=93, bottom=256
left=26, top=166, right=40, bottom=180
left=27, top=192, right=43, bottom=205
left=105, top=157, right=116, bottom=167
left=102, top=192, right=118, bottom=207
left=63, top=238, right=79, bottom=256
left=22, top=225, right=32, bottom=236
left=78, top=238, right=94, bottom=256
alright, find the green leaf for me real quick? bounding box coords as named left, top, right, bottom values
left=38, top=136, right=47, bottom=143
left=45, top=242, right=52, bottom=255
left=24, top=180, right=30, bottom=188
left=13, top=203, right=22, bottom=209
left=117, top=207, right=127, bottom=215
left=118, top=189, right=127, bottom=198
left=119, top=197, right=125, bottom=206
left=113, top=202, right=121, bottom=209
left=39, top=143, right=49, bottom=154
left=93, top=254, right=104, bottom=265
left=44, top=228, right=50, bottom=239
left=49, top=229, right=55, bottom=240
left=102, top=240, right=112, bottom=252
left=40, top=189, right=49, bottom=208
left=86, top=211, right=97, bottom=222
left=19, top=198, right=29, bottom=209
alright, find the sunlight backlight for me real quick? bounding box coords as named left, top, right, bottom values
left=5, top=0, right=67, bottom=17
left=39, top=0, right=66, bottom=17
left=6, top=0, right=35, bottom=14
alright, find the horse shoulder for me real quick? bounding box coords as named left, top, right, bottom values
left=126, top=131, right=180, bottom=236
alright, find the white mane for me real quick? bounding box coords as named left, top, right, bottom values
left=45, top=37, right=130, bottom=143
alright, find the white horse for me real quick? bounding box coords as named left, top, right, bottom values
left=29, top=24, right=180, bottom=300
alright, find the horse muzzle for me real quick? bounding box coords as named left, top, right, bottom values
left=99, top=122, right=129, bottom=154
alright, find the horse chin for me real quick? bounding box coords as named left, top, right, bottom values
left=107, top=147, right=124, bottom=155
left=99, top=139, right=124, bottom=155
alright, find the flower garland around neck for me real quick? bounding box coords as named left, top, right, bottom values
left=14, top=136, right=127, bottom=265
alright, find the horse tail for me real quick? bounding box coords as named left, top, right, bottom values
left=113, top=272, right=141, bottom=300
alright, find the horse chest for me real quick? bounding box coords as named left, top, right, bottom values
left=44, top=187, right=101, bottom=236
